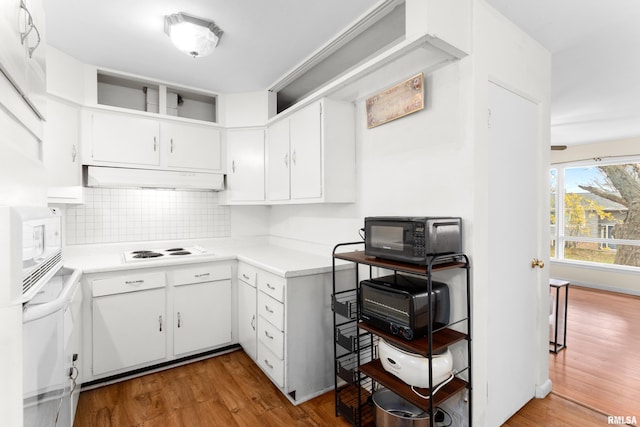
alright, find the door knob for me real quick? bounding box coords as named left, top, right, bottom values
left=531, top=258, right=545, bottom=269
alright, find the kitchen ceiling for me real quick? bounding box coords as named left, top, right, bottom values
left=45, top=0, right=640, bottom=146
left=43, top=0, right=377, bottom=93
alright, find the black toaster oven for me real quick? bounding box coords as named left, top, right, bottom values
left=359, top=274, right=450, bottom=341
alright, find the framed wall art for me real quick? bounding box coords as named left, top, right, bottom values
left=366, top=72, right=424, bottom=128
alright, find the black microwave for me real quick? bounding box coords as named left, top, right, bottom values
left=364, top=217, right=461, bottom=265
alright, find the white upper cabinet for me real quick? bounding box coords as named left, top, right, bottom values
left=289, top=102, right=322, bottom=200
left=266, top=118, right=291, bottom=201
left=43, top=97, right=83, bottom=203
left=226, top=128, right=265, bottom=203
left=161, top=121, right=222, bottom=172
left=82, top=109, right=223, bottom=173
left=266, top=98, right=355, bottom=204
left=0, top=0, right=46, bottom=120
left=85, top=109, right=160, bottom=167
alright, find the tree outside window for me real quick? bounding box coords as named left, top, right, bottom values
left=551, top=160, right=640, bottom=268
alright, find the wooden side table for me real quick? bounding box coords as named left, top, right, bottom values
left=549, top=278, right=569, bottom=353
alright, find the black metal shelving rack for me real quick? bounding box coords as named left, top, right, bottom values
left=331, top=241, right=472, bottom=427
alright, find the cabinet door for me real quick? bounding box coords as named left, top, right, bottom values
left=92, top=288, right=166, bottom=375
left=43, top=98, right=82, bottom=203
left=290, top=102, right=322, bottom=200
left=89, top=111, right=160, bottom=166
left=161, top=121, right=222, bottom=171
left=226, top=128, right=265, bottom=202
left=238, top=279, right=257, bottom=361
left=173, top=279, right=231, bottom=356
left=266, top=118, right=290, bottom=201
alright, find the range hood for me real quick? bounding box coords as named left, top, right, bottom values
left=85, top=166, right=224, bottom=191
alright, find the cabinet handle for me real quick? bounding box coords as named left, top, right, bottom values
left=284, top=153, right=289, bottom=167
left=153, top=137, right=157, bottom=151
left=292, top=149, right=297, bottom=166
left=159, top=315, right=163, bottom=332
left=170, top=138, right=174, bottom=153
left=177, top=312, right=181, bottom=328
left=242, top=273, right=250, bottom=281
left=266, top=283, right=276, bottom=291
left=251, top=315, right=255, bottom=331
left=264, top=359, right=273, bottom=369
left=195, top=273, right=210, bottom=278
left=232, top=160, right=236, bottom=173
left=125, top=279, right=144, bottom=285
left=264, top=330, right=273, bottom=340
left=264, top=305, right=274, bottom=314
left=19, top=1, right=40, bottom=58
left=71, top=145, right=77, bottom=163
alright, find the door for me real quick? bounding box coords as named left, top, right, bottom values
left=487, top=82, right=542, bottom=425
left=162, top=122, right=222, bottom=171
left=237, top=279, right=257, bottom=361
left=226, top=128, right=265, bottom=202
left=266, top=118, right=290, bottom=201
left=90, top=111, right=160, bottom=166
left=290, top=102, right=322, bottom=199
left=92, top=288, right=166, bottom=375
left=173, top=280, right=231, bottom=356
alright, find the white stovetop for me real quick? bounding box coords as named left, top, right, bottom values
left=62, top=237, right=351, bottom=277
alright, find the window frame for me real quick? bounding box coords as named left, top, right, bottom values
left=550, top=156, right=640, bottom=271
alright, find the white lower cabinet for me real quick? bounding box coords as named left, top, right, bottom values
left=240, top=262, right=342, bottom=404
left=171, top=264, right=232, bottom=356
left=91, top=272, right=167, bottom=376
left=237, top=262, right=257, bottom=361
left=85, top=261, right=233, bottom=381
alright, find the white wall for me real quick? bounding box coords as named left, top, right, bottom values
left=267, top=2, right=551, bottom=425
left=550, top=137, right=640, bottom=295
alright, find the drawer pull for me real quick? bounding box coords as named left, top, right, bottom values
left=264, top=359, right=273, bottom=369
left=266, top=283, right=276, bottom=290
left=251, top=315, right=256, bottom=331
left=177, top=312, right=181, bottom=328
left=242, top=273, right=250, bottom=280
left=195, top=273, right=210, bottom=278
left=264, top=330, right=273, bottom=340
left=125, top=280, right=144, bottom=285
left=264, top=305, right=274, bottom=314
left=159, top=315, right=163, bottom=332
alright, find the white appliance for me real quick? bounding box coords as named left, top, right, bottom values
left=378, top=339, right=453, bottom=389
left=123, top=245, right=212, bottom=263
left=23, top=267, right=81, bottom=427
left=15, top=206, right=81, bottom=427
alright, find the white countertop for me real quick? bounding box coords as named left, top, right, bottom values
left=63, top=237, right=353, bottom=277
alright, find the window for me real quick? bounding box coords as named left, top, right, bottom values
left=550, top=158, right=640, bottom=269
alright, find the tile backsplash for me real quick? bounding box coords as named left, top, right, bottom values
left=64, top=188, right=230, bottom=245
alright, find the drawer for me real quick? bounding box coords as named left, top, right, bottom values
left=258, top=341, right=284, bottom=388
left=238, top=263, right=257, bottom=287
left=92, top=272, right=166, bottom=297
left=257, top=270, right=285, bottom=302
left=257, top=291, right=284, bottom=331
left=172, top=264, right=231, bottom=286
left=258, top=316, right=284, bottom=359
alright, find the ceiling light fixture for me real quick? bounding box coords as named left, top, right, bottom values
left=164, top=12, right=223, bottom=58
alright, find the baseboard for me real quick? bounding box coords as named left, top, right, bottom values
left=535, top=378, right=552, bottom=398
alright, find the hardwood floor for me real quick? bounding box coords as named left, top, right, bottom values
left=75, top=285, right=640, bottom=426
left=75, top=348, right=612, bottom=427
left=548, top=285, right=640, bottom=419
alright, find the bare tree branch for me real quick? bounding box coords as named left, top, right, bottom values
left=578, top=184, right=628, bottom=207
